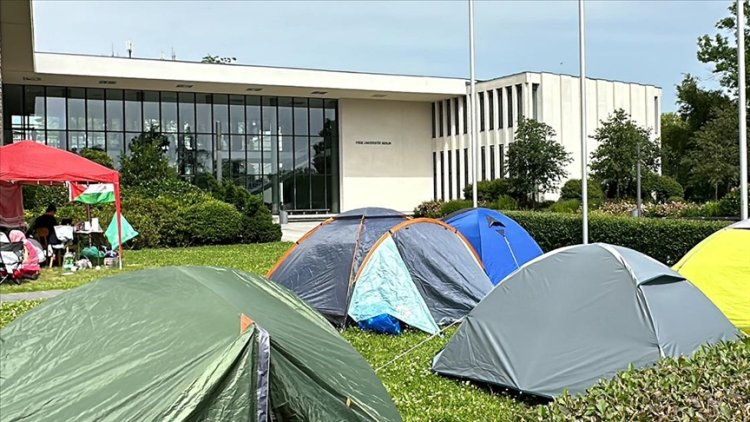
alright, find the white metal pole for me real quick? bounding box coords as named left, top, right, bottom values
left=739, top=0, right=748, bottom=220
left=579, top=0, right=589, bottom=242
left=469, top=0, right=479, bottom=208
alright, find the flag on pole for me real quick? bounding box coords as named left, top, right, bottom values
left=69, top=183, right=116, bottom=204
left=105, top=214, right=139, bottom=249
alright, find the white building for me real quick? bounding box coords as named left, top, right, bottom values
left=1, top=0, right=660, bottom=214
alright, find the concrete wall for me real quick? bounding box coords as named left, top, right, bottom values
left=339, top=98, right=433, bottom=212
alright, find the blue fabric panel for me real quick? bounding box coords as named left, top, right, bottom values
left=348, top=237, right=439, bottom=334
left=268, top=219, right=361, bottom=321
left=392, top=222, right=492, bottom=324
left=350, top=216, right=407, bottom=287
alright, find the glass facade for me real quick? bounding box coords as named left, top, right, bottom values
left=2, top=84, right=340, bottom=213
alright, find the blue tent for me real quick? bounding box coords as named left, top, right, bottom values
left=444, top=208, right=542, bottom=285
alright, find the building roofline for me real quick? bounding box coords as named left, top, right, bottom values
left=478, top=70, right=662, bottom=90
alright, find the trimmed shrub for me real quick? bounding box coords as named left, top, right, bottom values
left=413, top=200, right=444, bottom=218
left=241, top=215, right=282, bottom=243
left=440, top=200, right=473, bottom=217
left=717, top=187, right=749, bottom=217
left=492, top=195, right=518, bottom=211
left=505, top=211, right=728, bottom=265
left=528, top=340, right=750, bottom=421
left=644, top=174, right=684, bottom=203
left=23, top=185, right=69, bottom=211
left=547, top=199, right=581, bottom=214
left=177, top=200, right=244, bottom=245
left=559, top=179, right=605, bottom=208
left=119, top=195, right=183, bottom=248
left=464, top=179, right=512, bottom=203
left=79, top=148, right=115, bottom=169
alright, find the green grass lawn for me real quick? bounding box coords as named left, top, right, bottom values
left=0, top=242, right=530, bottom=421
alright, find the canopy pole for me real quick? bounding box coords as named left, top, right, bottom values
left=579, top=0, right=589, bottom=243
left=114, top=181, right=123, bottom=269
left=469, top=0, right=479, bottom=208
left=738, top=0, right=748, bottom=220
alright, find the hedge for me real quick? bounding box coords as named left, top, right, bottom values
left=526, top=340, right=750, bottom=421
left=504, top=211, right=729, bottom=265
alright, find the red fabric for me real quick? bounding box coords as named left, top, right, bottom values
left=0, top=182, right=25, bottom=228
left=0, top=141, right=118, bottom=184
left=1, top=141, right=124, bottom=265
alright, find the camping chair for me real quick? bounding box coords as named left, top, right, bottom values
left=35, top=227, right=57, bottom=269
left=0, top=241, right=24, bottom=285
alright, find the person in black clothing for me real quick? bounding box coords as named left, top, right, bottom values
left=29, top=204, right=59, bottom=245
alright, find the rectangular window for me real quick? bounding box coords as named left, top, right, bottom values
left=532, top=83, right=540, bottom=120
left=454, top=98, right=460, bottom=136
left=433, top=152, right=438, bottom=200
left=481, top=146, right=486, bottom=181
left=446, top=100, right=452, bottom=136
left=464, top=148, right=469, bottom=188
left=455, top=148, right=461, bottom=194
left=447, top=149, right=453, bottom=199
left=438, top=101, right=444, bottom=137
left=506, top=86, right=514, bottom=127
left=440, top=151, right=445, bottom=200
left=462, top=97, right=468, bottom=134
left=106, top=90, right=124, bottom=132
left=488, top=90, right=495, bottom=130
left=479, top=92, right=485, bottom=132
left=497, top=89, right=504, bottom=129
left=46, top=87, right=67, bottom=131
left=431, top=103, right=436, bottom=138
left=490, top=145, right=495, bottom=180
left=499, top=144, right=505, bottom=178
left=516, top=84, right=524, bottom=120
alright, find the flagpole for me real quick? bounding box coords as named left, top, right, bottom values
left=469, top=0, right=479, bottom=208
left=738, top=0, right=748, bottom=220
left=579, top=0, right=589, bottom=243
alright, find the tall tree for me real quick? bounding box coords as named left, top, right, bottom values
left=120, top=126, right=177, bottom=187
left=590, top=109, right=660, bottom=199
left=201, top=55, right=236, bottom=64
left=697, top=1, right=750, bottom=95
left=507, top=118, right=571, bottom=203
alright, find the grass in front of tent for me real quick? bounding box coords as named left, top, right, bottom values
left=0, top=299, right=43, bottom=328
left=0, top=242, right=292, bottom=294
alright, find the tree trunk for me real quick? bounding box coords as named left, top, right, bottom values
left=714, top=183, right=719, bottom=201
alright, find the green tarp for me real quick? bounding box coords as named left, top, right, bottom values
left=0, top=267, right=400, bottom=421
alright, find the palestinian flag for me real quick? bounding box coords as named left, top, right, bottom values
left=69, top=183, right=115, bottom=204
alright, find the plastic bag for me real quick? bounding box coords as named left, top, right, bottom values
left=357, top=314, right=402, bottom=335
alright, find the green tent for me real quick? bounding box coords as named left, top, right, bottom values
left=0, top=267, right=400, bottom=421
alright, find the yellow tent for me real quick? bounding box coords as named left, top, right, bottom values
left=673, top=219, right=750, bottom=334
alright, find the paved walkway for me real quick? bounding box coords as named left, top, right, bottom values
left=0, top=289, right=65, bottom=303
left=281, top=221, right=320, bottom=242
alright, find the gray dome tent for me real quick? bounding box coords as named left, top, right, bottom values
left=432, top=243, right=740, bottom=399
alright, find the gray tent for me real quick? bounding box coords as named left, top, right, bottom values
left=432, top=243, right=740, bottom=399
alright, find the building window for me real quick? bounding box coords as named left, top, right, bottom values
left=440, top=151, right=445, bottom=200
left=451, top=98, right=461, bottom=135
left=516, top=84, right=524, bottom=120
left=1, top=84, right=340, bottom=213
left=433, top=151, right=438, bottom=200
left=455, top=148, right=461, bottom=195
left=431, top=103, right=436, bottom=138
left=481, top=146, right=486, bottom=181
left=532, top=83, right=540, bottom=120
left=506, top=86, right=514, bottom=128
left=499, top=144, right=505, bottom=178
left=438, top=101, right=444, bottom=137
left=497, top=89, right=504, bottom=129
left=488, top=90, right=495, bottom=130
left=464, top=148, right=469, bottom=187
left=490, top=145, right=495, bottom=180
left=462, top=96, right=468, bottom=134
left=479, top=92, right=485, bottom=132
left=447, top=149, right=453, bottom=199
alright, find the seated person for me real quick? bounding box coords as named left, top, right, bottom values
left=9, top=230, right=40, bottom=280
left=29, top=204, right=59, bottom=245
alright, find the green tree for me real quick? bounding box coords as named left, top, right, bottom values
left=590, top=109, right=660, bottom=199
left=507, top=118, right=571, bottom=203
left=684, top=105, right=740, bottom=200
left=120, top=126, right=177, bottom=187
left=201, top=55, right=236, bottom=64
left=80, top=147, right=115, bottom=169
left=697, top=1, right=750, bottom=95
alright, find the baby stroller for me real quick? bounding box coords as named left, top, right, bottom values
left=0, top=232, right=44, bottom=285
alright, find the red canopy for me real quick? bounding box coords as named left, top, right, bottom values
left=0, top=141, right=124, bottom=267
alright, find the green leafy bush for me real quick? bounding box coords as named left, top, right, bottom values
left=547, top=199, right=581, bottom=214
left=505, top=211, right=728, bottom=265
left=413, top=200, right=444, bottom=218
left=528, top=340, right=750, bottom=421
left=559, top=179, right=605, bottom=208
left=492, top=195, right=518, bottom=211
left=463, top=179, right=512, bottom=203
left=79, top=148, right=115, bottom=169
left=22, top=185, right=69, bottom=211
left=644, top=174, right=684, bottom=203
left=177, top=200, right=244, bottom=245
left=440, top=200, right=473, bottom=217
left=717, top=187, right=749, bottom=217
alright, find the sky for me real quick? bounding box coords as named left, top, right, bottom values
left=32, top=0, right=734, bottom=112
